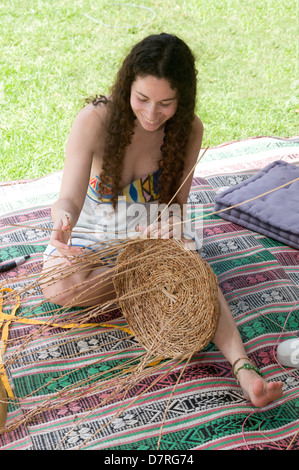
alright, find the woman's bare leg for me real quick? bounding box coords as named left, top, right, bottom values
left=213, top=288, right=283, bottom=407
left=40, top=253, right=116, bottom=307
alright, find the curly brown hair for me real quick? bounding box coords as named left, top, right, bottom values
left=90, top=33, right=197, bottom=208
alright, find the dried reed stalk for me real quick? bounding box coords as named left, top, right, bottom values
left=0, top=237, right=219, bottom=449
left=1, top=153, right=298, bottom=448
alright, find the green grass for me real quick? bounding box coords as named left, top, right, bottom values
left=0, top=0, right=298, bottom=181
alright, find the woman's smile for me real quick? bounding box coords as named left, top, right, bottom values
left=130, top=76, right=178, bottom=132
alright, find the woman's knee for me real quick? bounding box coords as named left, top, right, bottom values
left=40, top=277, right=72, bottom=306
left=39, top=258, right=74, bottom=306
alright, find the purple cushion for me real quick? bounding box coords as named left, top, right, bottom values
left=214, top=160, right=299, bottom=250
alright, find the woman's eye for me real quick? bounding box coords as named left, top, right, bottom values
left=136, top=97, right=171, bottom=107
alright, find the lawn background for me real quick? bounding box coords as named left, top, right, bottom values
left=0, top=0, right=298, bottom=181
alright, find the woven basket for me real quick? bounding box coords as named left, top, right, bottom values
left=113, top=238, right=219, bottom=359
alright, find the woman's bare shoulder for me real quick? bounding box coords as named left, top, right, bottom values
left=186, top=115, right=204, bottom=162
left=191, top=115, right=204, bottom=140
left=67, top=103, right=109, bottom=152
left=74, top=102, right=108, bottom=130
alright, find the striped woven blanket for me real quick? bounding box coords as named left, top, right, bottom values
left=0, top=137, right=298, bottom=450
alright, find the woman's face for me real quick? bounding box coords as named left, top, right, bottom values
left=130, top=75, right=178, bottom=132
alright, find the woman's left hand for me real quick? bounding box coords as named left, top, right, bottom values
left=137, top=215, right=183, bottom=240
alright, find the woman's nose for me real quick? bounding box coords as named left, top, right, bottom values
left=146, top=103, right=157, bottom=119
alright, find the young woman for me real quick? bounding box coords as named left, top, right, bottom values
left=42, top=33, right=283, bottom=408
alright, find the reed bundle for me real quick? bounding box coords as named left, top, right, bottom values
left=1, top=160, right=298, bottom=447
left=0, top=237, right=219, bottom=448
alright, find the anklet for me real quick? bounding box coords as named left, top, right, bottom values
left=234, top=363, right=263, bottom=384
left=232, top=357, right=250, bottom=371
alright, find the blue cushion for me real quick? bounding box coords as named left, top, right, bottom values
left=214, top=160, right=299, bottom=249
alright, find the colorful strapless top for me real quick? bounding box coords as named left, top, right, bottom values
left=71, top=167, right=200, bottom=252
left=87, top=169, right=161, bottom=204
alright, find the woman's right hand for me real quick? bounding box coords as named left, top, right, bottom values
left=50, top=212, right=82, bottom=265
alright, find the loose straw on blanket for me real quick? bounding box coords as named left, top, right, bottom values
left=0, top=237, right=219, bottom=448
left=2, top=156, right=299, bottom=449
left=1, top=249, right=298, bottom=449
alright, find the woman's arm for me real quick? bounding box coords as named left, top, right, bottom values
left=176, top=115, right=204, bottom=206
left=50, top=105, right=106, bottom=255
left=137, top=116, right=204, bottom=242
left=174, top=116, right=204, bottom=247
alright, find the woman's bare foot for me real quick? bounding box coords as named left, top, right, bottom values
left=213, top=290, right=284, bottom=408
left=236, top=366, right=283, bottom=407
